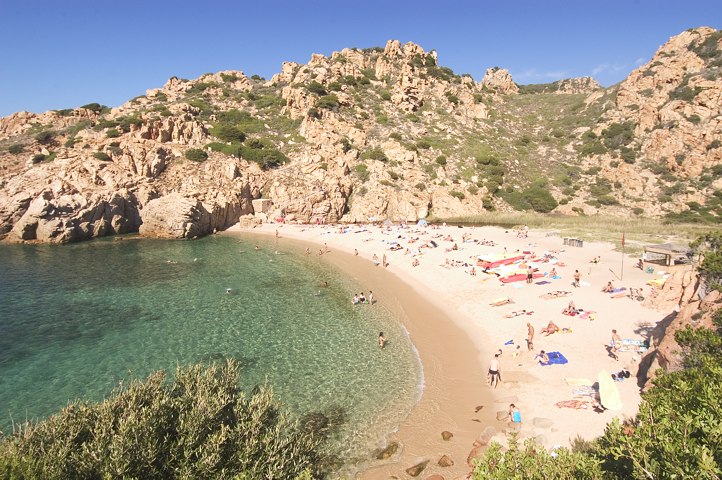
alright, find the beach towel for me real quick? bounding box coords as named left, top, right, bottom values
left=542, top=351, right=568, bottom=365
left=504, top=339, right=514, bottom=345
left=512, top=411, right=522, bottom=422
left=610, top=287, right=627, bottom=294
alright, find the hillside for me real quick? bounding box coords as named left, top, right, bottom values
left=0, top=28, right=720, bottom=243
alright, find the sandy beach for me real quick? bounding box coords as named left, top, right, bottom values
left=223, top=221, right=668, bottom=479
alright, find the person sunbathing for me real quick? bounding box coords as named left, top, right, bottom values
left=602, top=281, right=614, bottom=293
left=562, top=301, right=579, bottom=315
left=540, top=321, right=560, bottom=336
left=535, top=350, right=550, bottom=365
left=411, top=258, right=420, bottom=267
left=504, top=309, right=531, bottom=318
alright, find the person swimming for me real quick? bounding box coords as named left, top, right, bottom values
left=226, top=288, right=232, bottom=294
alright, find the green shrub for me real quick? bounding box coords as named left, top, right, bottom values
left=379, top=90, right=391, bottom=101
left=8, top=144, right=23, bottom=154
left=601, top=122, right=635, bottom=150
left=632, top=207, right=644, bottom=215
left=306, top=81, right=327, bottom=96
left=389, top=132, right=402, bottom=141
left=450, top=190, right=465, bottom=200
left=106, top=128, right=120, bottom=138
left=502, top=184, right=558, bottom=213
left=215, top=110, right=264, bottom=134
left=669, top=84, right=702, bottom=102
left=207, top=142, right=240, bottom=157
left=0, top=361, right=326, bottom=479
left=435, top=155, right=447, bottom=166
left=185, top=148, right=208, bottom=162
left=34, top=130, right=55, bottom=144
left=211, top=124, right=246, bottom=143
left=355, top=163, right=370, bottom=182
left=93, top=151, right=111, bottom=161
left=445, top=93, right=459, bottom=105
left=316, top=94, right=339, bottom=110
left=328, top=81, right=342, bottom=92
left=79, top=103, right=107, bottom=113
left=417, top=139, right=431, bottom=150
left=360, top=147, right=387, bottom=162
left=238, top=144, right=287, bottom=169
left=31, top=153, right=46, bottom=163
left=707, top=139, right=721, bottom=151
left=220, top=73, right=238, bottom=83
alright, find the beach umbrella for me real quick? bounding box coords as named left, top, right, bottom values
left=598, top=370, right=623, bottom=411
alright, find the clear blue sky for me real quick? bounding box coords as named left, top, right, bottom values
left=1, top=0, right=720, bottom=117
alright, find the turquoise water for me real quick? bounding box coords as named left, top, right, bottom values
left=0, top=235, right=421, bottom=474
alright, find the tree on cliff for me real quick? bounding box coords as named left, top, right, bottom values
left=472, top=232, right=722, bottom=479
left=0, top=360, right=326, bottom=479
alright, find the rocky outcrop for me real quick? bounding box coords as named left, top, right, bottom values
left=481, top=67, right=519, bottom=94
left=639, top=268, right=721, bottom=388
left=554, top=77, right=602, bottom=94
left=6, top=188, right=140, bottom=243
left=138, top=189, right=251, bottom=239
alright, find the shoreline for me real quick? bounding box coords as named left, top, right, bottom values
left=223, top=221, right=669, bottom=479
left=223, top=225, right=495, bottom=479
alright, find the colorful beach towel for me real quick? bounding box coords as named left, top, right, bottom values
left=542, top=351, right=569, bottom=365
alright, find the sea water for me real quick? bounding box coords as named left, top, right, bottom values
left=0, top=234, right=421, bottom=475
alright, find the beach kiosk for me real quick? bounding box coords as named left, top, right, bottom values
left=642, top=243, right=691, bottom=268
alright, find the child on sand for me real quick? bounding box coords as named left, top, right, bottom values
left=378, top=332, right=386, bottom=348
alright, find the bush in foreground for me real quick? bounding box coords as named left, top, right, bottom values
left=0, top=360, right=323, bottom=479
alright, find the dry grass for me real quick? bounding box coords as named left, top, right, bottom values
left=430, top=212, right=720, bottom=253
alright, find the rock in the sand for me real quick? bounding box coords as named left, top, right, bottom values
left=474, top=405, right=484, bottom=413
left=478, top=426, right=497, bottom=446
left=374, top=441, right=400, bottom=460
left=441, top=431, right=453, bottom=441
left=533, top=417, right=554, bottom=429
left=426, top=475, right=445, bottom=480
left=467, top=446, right=484, bottom=467
left=496, top=410, right=508, bottom=421
left=535, top=434, right=548, bottom=446
left=405, top=460, right=429, bottom=477
left=438, top=454, right=454, bottom=467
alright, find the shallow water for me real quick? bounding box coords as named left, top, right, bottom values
left=0, top=235, right=421, bottom=475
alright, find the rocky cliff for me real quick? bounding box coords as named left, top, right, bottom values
left=1, top=28, right=721, bottom=243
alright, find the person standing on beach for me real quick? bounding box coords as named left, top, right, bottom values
left=378, top=332, right=386, bottom=348
left=527, top=322, right=534, bottom=351
left=508, top=404, right=521, bottom=423
left=488, top=354, right=501, bottom=388
left=368, top=290, right=374, bottom=305
left=573, top=269, right=581, bottom=288
left=526, top=266, right=534, bottom=284
left=609, top=329, right=621, bottom=360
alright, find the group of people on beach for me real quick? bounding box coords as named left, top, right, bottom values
left=352, top=291, right=373, bottom=305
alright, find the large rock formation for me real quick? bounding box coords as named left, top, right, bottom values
left=1, top=29, right=721, bottom=243
left=638, top=267, right=721, bottom=388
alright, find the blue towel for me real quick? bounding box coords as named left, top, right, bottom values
left=543, top=351, right=569, bottom=365
left=504, top=339, right=514, bottom=345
